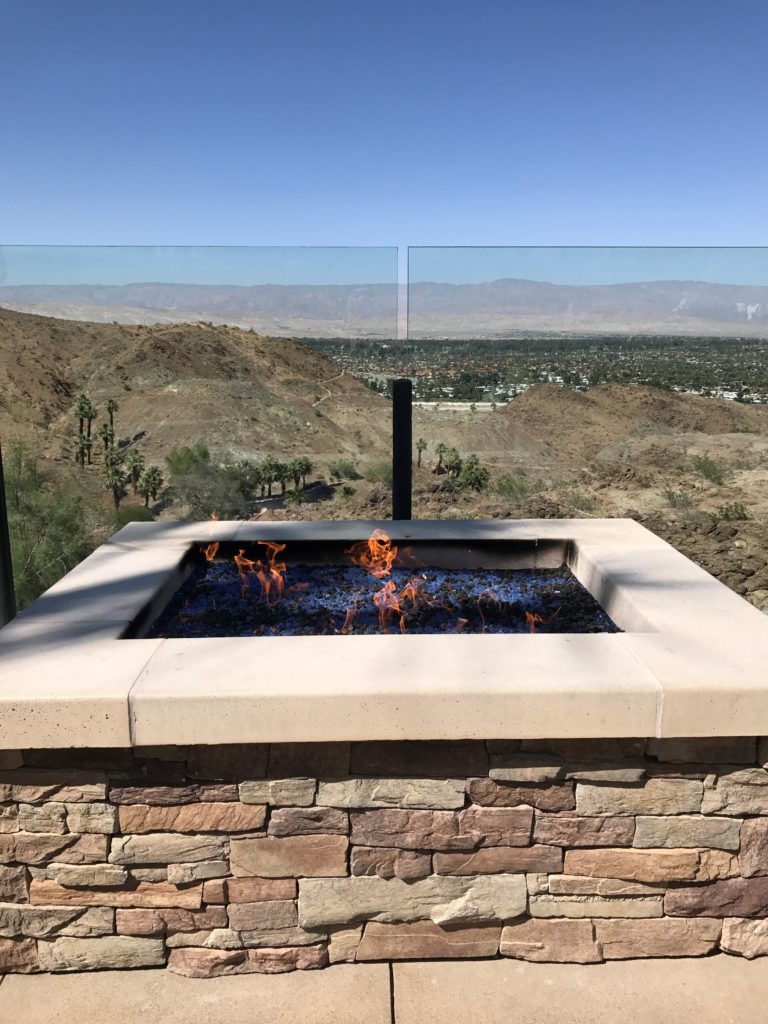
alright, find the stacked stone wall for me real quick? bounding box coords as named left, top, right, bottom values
left=1, top=738, right=768, bottom=976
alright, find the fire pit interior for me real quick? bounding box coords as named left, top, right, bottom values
left=135, top=530, right=620, bottom=638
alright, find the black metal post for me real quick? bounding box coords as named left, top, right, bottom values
left=392, top=377, right=412, bottom=521
left=0, top=445, right=16, bottom=626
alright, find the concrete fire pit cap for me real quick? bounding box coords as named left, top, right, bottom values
left=1, top=518, right=767, bottom=748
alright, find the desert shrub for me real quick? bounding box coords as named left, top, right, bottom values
left=663, top=488, right=695, bottom=510
left=329, top=460, right=361, bottom=481
left=711, top=501, right=749, bottom=523
left=116, top=505, right=154, bottom=526
left=165, top=442, right=210, bottom=477
left=494, top=472, right=545, bottom=501
left=363, top=460, right=393, bottom=488
left=458, top=454, right=490, bottom=492
left=691, top=455, right=728, bottom=486
left=564, top=490, right=597, bottom=513
left=341, top=485, right=357, bottom=497
left=283, top=490, right=304, bottom=507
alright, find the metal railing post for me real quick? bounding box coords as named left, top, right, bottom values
left=392, top=377, right=412, bottom=521
left=0, top=445, right=17, bottom=626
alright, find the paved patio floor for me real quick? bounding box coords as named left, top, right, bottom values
left=3, top=956, right=768, bottom=1024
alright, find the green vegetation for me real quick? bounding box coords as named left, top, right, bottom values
left=494, top=472, right=545, bottom=501
left=415, top=437, right=427, bottom=467
left=663, top=488, right=695, bottom=510
left=329, top=460, right=361, bottom=481
left=691, top=455, right=728, bottom=486
left=711, top=501, right=749, bottom=523
left=457, top=454, right=490, bottom=492
left=363, top=460, right=394, bottom=487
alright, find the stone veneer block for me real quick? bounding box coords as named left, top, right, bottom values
left=227, top=900, right=298, bottom=931
left=351, top=847, right=432, bottom=881
left=467, top=778, right=575, bottom=811
left=665, top=877, right=768, bottom=918
left=349, top=809, right=475, bottom=852
left=38, top=935, right=165, bottom=971
left=548, top=875, right=665, bottom=897
left=65, top=803, right=118, bottom=834
left=167, top=943, right=327, bottom=977
left=576, top=779, right=703, bottom=816
left=458, top=806, right=534, bottom=847
left=720, top=918, right=768, bottom=958
left=739, top=819, right=768, bottom=877
left=564, top=848, right=738, bottom=884
left=43, top=863, right=128, bottom=888
left=701, top=771, right=768, bottom=815
left=533, top=813, right=635, bottom=847
left=298, top=874, right=527, bottom=928
left=0, top=904, right=113, bottom=939
left=0, top=866, right=28, bottom=904
left=500, top=918, right=601, bottom=963
left=327, top=925, right=363, bottom=963
left=434, top=845, right=563, bottom=875
left=17, top=804, right=66, bottom=834
left=117, top=802, right=266, bottom=834
left=109, top=834, right=227, bottom=865
left=0, top=770, right=100, bottom=803
left=529, top=895, right=663, bottom=918
left=29, top=879, right=202, bottom=909
left=115, top=907, right=225, bottom=935
left=634, top=815, right=741, bottom=851
left=595, top=918, right=722, bottom=959
left=226, top=878, right=298, bottom=903
left=356, top=921, right=501, bottom=960
left=109, top=784, right=238, bottom=805
left=230, top=835, right=348, bottom=878
left=268, top=807, right=349, bottom=837
left=317, top=778, right=465, bottom=809
left=239, top=926, right=323, bottom=949
left=0, top=936, right=38, bottom=972
left=239, top=779, right=316, bottom=807
left=166, top=861, right=230, bottom=885
left=0, top=806, right=18, bottom=833
left=0, top=833, right=107, bottom=866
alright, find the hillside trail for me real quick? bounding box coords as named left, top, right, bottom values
left=312, top=368, right=345, bottom=407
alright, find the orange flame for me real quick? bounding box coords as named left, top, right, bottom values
left=202, top=541, right=220, bottom=561
left=373, top=581, right=406, bottom=633
left=525, top=607, right=561, bottom=634
left=347, top=529, right=398, bottom=578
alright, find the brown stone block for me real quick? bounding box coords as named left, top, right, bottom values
left=187, top=744, right=269, bottom=780
left=230, top=835, right=348, bottom=878
left=268, top=807, right=348, bottom=837
left=665, top=877, right=768, bottom=918
left=268, top=742, right=349, bottom=778
left=109, top=783, right=239, bottom=805
left=458, top=806, right=533, bottom=847
left=350, top=741, right=488, bottom=778
left=227, top=900, right=297, bottom=931
left=500, top=918, right=601, bottom=963
left=202, top=878, right=228, bottom=904
left=30, top=879, right=203, bottom=909
left=118, top=802, right=266, bottom=834
left=0, top=769, right=107, bottom=803
left=0, top=936, right=38, bottom=973
left=167, top=943, right=327, bottom=977
left=116, top=905, right=226, bottom=935
left=739, top=818, right=768, bottom=878
left=434, top=845, right=563, bottom=875
left=351, top=847, right=432, bottom=881
left=357, top=920, right=500, bottom=960
left=244, top=944, right=328, bottom=973
left=0, top=832, right=107, bottom=866
left=227, top=877, right=298, bottom=903
left=467, top=778, right=575, bottom=811
left=0, top=805, right=18, bottom=833
left=0, top=865, right=28, bottom=903
left=595, top=917, right=721, bottom=958
left=548, top=875, right=665, bottom=897
left=350, top=809, right=468, bottom=851
left=17, top=804, right=66, bottom=834
left=564, top=848, right=737, bottom=885
left=167, top=946, right=247, bottom=977
left=534, top=813, right=635, bottom=847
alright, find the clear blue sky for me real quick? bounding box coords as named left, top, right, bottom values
left=1, top=0, right=767, bottom=260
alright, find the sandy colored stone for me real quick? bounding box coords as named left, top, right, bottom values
left=357, top=920, right=501, bottom=960
left=500, top=918, right=601, bottom=963
left=30, top=879, right=202, bottom=909
left=0, top=806, right=18, bottom=833
left=115, top=906, right=226, bottom=935
left=0, top=865, right=27, bottom=903
left=110, top=784, right=237, bottom=805
left=665, top=876, right=768, bottom=917
left=739, top=818, right=768, bottom=877
left=533, top=813, right=635, bottom=847
left=526, top=873, right=549, bottom=895
left=38, top=935, right=165, bottom=971
left=530, top=895, right=663, bottom=918
left=0, top=769, right=107, bottom=803
left=239, top=779, right=316, bottom=807
left=109, top=833, right=227, bottom=864
left=434, top=845, right=563, bottom=876
left=467, top=778, right=575, bottom=811
left=129, top=867, right=167, bottom=882
left=564, top=765, right=646, bottom=783
left=488, top=757, right=564, bottom=783
left=576, top=779, right=703, bottom=816
left=634, top=815, right=741, bottom=851
left=721, top=917, right=768, bottom=958
left=65, top=803, right=118, bottom=834
left=647, top=738, right=756, bottom=764
left=328, top=925, right=363, bottom=963
left=167, top=943, right=327, bottom=977
left=43, top=863, right=128, bottom=888
left=548, top=875, right=665, bottom=896
left=167, top=860, right=229, bottom=885
left=458, top=806, right=534, bottom=847
left=268, top=807, right=348, bottom=837
left=350, top=741, right=488, bottom=778
left=0, top=904, right=113, bottom=938
left=202, top=878, right=227, bottom=904
left=118, top=802, right=265, bottom=834
left=701, top=769, right=768, bottom=815
left=565, top=847, right=737, bottom=884
left=230, top=835, right=347, bottom=878
left=17, top=804, right=66, bottom=834
left=351, top=846, right=432, bottom=881
left=595, top=918, right=722, bottom=958
left=317, top=778, right=465, bottom=809
left=226, top=877, right=297, bottom=903
left=0, top=832, right=107, bottom=865
left=350, top=809, right=471, bottom=851
left=299, top=874, right=527, bottom=928
left=166, top=928, right=244, bottom=949
left=240, top=926, right=323, bottom=948
left=0, top=936, right=38, bottom=972
left=167, top=946, right=247, bottom=977
left=227, top=900, right=297, bottom=931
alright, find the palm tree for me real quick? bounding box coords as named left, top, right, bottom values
left=288, top=458, right=303, bottom=491
left=416, top=437, right=427, bottom=468
left=75, top=434, right=89, bottom=469
left=444, top=448, right=463, bottom=478
left=137, top=466, right=164, bottom=508
left=104, top=464, right=127, bottom=524
left=97, top=423, right=114, bottom=452
left=275, top=461, right=290, bottom=496
left=296, top=456, right=313, bottom=489
left=106, top=398, right=119, bottom=431
left=83, top=399, right=97, bottom=464
left=260, top=455, right=281, bottom=498
left=74, top=394, right=90, bottom=440
left=124, top=450, right=145, bottom=493
left=434, top=442, right=447, bottom=473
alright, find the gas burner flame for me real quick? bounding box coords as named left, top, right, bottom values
left=202, top=541, right=220, bottom=562
left=346, top=529, right=398, bottom=578
left=525, top=606, right=561, bottom=634
left=253, top=540, right=287, bottom=606
left=373, top=580, right=406, bottom=634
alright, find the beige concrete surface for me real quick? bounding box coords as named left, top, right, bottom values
left=393, top=956, right=768, bottom=1024
left=0, top=965, right=391, bottom=1024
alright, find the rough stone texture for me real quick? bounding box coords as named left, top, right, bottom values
left=167, top=943, right=327, bottom=977
left=65, top=803, right=118, bottom=834
left=317, top=778, right=465, bottom=809
left=166, top=861, right=229, bottom=885
left=467, top=778, right=575, bottom=811
left=576, top=779, right=703, bottom=816
left=239, top=926, right=323, bottom=948
left=298, top=874, right=527, bottom=928
left=227, top=900, right=298, bottom=931
left=357, top=920, right=501, bottom=960
left=0, top=806, right=18, bottom=833
left=0, top=904, right=113, bottom=939
left=720, top=917, right=768, bottom=958
left=109, top=784, right=238, bottom=805
left=488, top=757, right=564, bottom=784
left=526, top=873, right=549, bottom=896
left=114, top=907, right=226, bottom=935
left=434, top=846, right=563, bottom=876
left=129, top=868, right=167, bottom=882
left=534, top=813, right=635, bottom=847
left=0, top=770, right=107, bottom=803
left=647, top=738, right=757, bottom=764
left=202, top=878, right=227, bottom=904
left=268, top=807, right=348, bottom=837
left=351, top=847, right=432, bottom=882
left=738, top=818, right=768, bottom=877
left=327, top=925, right=363, bottom=963
left=500, top=918, right=601, bottom=963
left=0, top=866, right=28, bottom=903
left=167, top=946, right=247, bottom=977
left=634, top=815, right=741, bottom=851
left=529, top=895, right=663, bottom=918
left=665, top=877, right=768, bottom=918
left=18, top=804, right=66, bottom=834
left=109, top=834, right=227, bottom=865
left=548, top=875, right=665, bottom=896
left=0, top=936, right=38, bottom=972
left=564, top=848, right=738, bottom=884
left=0, top=833, right=107, bottom=865
left=239, top=779, right=316, bottom=807
left=230, top=836, right=348, bottom=878
left=565, top=765, right=647, bottom=783
left=595, top=918, right=722, bottom=958
left=30, top=880, right=202, bottom=909
left=118, top=803, right=265, bottom=834
left=226, top=878, right=297, bottom=903
left=350, top=809, right=471, bottom=852
left=43, top=863, right=128, bottom=888
left=351, top=741, right=488, bottom=779
left=458, top=807, right=534, bottom=847
left=38, top=935, right=165, bottom=971
left=701, top=769, right=768, bottom=815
